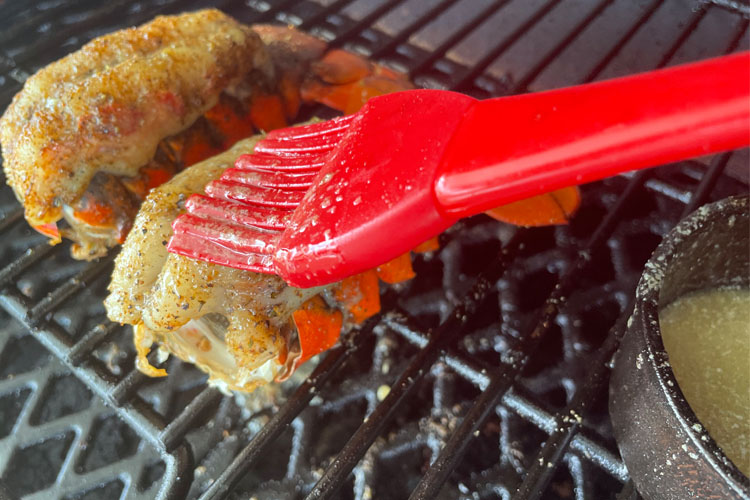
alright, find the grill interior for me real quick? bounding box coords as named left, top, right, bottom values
left=0, top=1, right=748, bottom=499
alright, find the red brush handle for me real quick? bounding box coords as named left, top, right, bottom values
left=435, top=52, right=750, bottom=218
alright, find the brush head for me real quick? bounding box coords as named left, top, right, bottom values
left=169, top=90, right=475, bottom=287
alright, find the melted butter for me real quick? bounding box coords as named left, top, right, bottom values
left=660, top=287, right=750, bottom=475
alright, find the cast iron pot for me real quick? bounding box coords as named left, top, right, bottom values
left=610, top=195, right=749, bottom=500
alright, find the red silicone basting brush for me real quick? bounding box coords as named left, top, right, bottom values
left=168, top=52, right=750, bottom=288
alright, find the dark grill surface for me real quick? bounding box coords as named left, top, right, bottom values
left=0, top=1, right=748, bottom=499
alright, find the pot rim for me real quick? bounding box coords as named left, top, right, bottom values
left=632, top=194, right=749, bottom=493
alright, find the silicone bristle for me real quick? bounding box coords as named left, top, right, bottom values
left=172, top=213, right=280, bottom=255
left=253, top=135, right=339, bottom=156
left=185, top=195, right=291, bottom=231
left=220, top=168, right=315, bottom=191
left=265, top=114, right=355, bottom=141
left=206, top=180, right=305, bottom=209
left=168, top=229, right=277, bottom=275
left=235, top=153, right=326, bottom=173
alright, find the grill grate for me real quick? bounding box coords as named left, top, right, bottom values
left=0, top=1, right=748, bottom=499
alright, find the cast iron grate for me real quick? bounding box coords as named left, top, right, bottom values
left=0, top=0, right=748, bottom=499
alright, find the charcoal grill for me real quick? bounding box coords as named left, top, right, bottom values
left=0, top=1, right=748, bottom=499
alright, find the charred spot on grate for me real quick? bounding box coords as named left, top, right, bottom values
left=75, top=414, right=141, bottom=474
left=2, top=431, right=76, bottom=497
left=30, top=374, right=93, bottom=425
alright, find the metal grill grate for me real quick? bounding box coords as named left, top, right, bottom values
left=0, top=1, right=748, bottom=499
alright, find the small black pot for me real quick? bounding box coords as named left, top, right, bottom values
left=610, top=195, right=750, bottom=500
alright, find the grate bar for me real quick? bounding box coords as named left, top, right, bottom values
left=448, top=0, right=561, bottom=91
left=582, top=0, right=664, bottom=83
left=407, top=150, right=665, bottom=497
left=198, top=329, right=364, bottom=499
left=369, top=0, right=462, bottom=58
left=500, top=148, right=736, bottom=495
left=409, top=284, right=571, bottom=499
left=158, top=444, right=194, bottom=500
left=11, top=0, right=137, bottom=67
left=222, top=0, right=302, bottom=24
left=328, top=0, right=409, bottom=49
left=411, top=362, right=523, bottom=500
left=0, top=2, right=41, bottom=30
left=0, top=287, right=171, bottom=444
left=299, top=0, right=357, bottom=31
left=1, top=290, right=71, bottom=348
left=159, top=387, right=223, bottom=452
left=407, top=95, right=740, bottom=499
left=5, top=0, right=216, bottom=71
left=508, top=0, right=616, bottom=92
left=655, top=6, right=708, bottom=69
left=512, top=303, right=633, bottom=500
left=0, top=242, right=57, bottom=287
left=0, top=299, right=190, bottom=500
left=305, top=233, right=524, bottom=499
left=67, top=321, right=120, bottom=366
left=0, top=0, right=121, bottom=45
left=110, top=368, right=153, bottom=407
left=382, top=313, right=629, bottom=482
left=702, top=0, right=750, bottom=16
left=504, top=391, right=630, bottom=482
left=52, top=451, right=149, bottom=500
left=681, top=151, right=733, bottom=217
left=27, top=256, right=113, bottom=324
left=0, top=207, right=22, bottom=233
left=670, top=11, right=750, bottom=211
left=253, top=0, right=307, bottom=22
left=406, top=0, right=515, bottom=78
